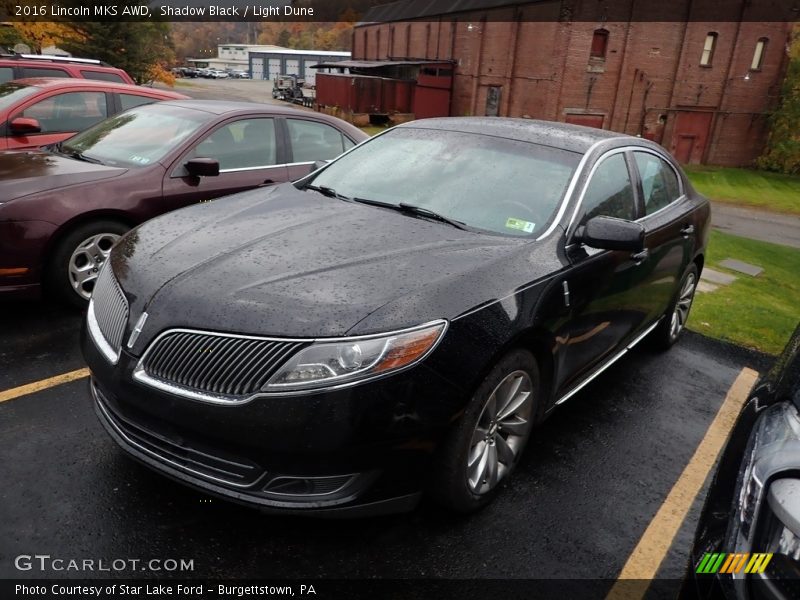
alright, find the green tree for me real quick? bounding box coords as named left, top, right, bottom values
left=757, top=24, right=800, bottom=174
left=0, top=24, right=24, bottom=52
left=60, top=20, right=174, bottom=84
left=277, top=29, right=291, bottom=47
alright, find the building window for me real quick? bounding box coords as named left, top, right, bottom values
left=751, top=38, right=768, bottom=70
left=590, top=29, right=609, bottom=60
left=700, top=32, right=717, bottom=66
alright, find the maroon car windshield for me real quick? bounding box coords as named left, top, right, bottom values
left=61, top=104, right=210, bottom=168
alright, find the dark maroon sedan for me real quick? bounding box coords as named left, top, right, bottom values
left=0, top=100, right=367, bottom=306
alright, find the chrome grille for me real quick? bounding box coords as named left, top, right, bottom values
left=91, top=265, right=129, bottom=355
left=140, top=331, right=305, bottom=399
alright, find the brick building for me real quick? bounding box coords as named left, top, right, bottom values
left=352, top=0, right=792, bottom=166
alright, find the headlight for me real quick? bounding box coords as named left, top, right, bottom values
left=263, top=320, right=447, bottom=392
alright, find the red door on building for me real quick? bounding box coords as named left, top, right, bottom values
left=670, top=111, right=712, bottom=164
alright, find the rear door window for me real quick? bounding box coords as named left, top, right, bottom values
left=0, top=67, right=14, bottom=83
left=633, top=152, right=682, bottom=215
left=287, top=119, right=350, bottom=163
left=21, top=67, right=70, bottom=78
left=81, top=70, right=125, bottom=83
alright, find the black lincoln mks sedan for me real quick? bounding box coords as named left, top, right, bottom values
left=82, top=118, right=710, bottom=515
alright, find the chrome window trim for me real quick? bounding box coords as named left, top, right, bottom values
left=132, top=319, right=449, bottom=404
left=218, top=163, right=284, bottom=174
left=565, top=144, right=687, bottom=237
left=86, top=298, right=120, bottom=365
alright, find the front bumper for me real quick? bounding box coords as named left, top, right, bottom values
left=0, top=220, right=56, bottom=297
left=82, top=323, right=465, bottom=516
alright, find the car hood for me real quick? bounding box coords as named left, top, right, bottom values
left=0, top=151, right=125, bottom=200
left=113, top=184, right=561, bottom=348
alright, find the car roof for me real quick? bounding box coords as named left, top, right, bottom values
left=398, top=117, right=629, bottom=154
left=10, top=78, right=187, bottom=98
left=159, top=99, right=332, bottom=116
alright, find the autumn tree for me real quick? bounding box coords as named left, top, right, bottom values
left=0, top=0, right=81, bottom=52
left=4, top=21, right=80, bottom=53
left=757, top=24, right=800, bottom=174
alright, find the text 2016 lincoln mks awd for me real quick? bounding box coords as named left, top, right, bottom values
left=82, top=118, right=710, bottom=515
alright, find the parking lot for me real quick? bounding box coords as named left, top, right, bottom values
left=168, top=77, right=280, bottom=104
left=0, top=295, right=771, bottom=589
left=0, top=77, right=784, bottom=599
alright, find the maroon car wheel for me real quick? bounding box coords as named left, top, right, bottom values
left=47, top=220, right=129, bottom=308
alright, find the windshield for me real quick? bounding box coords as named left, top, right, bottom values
left=61, top=104, right=209, bottom=168
left=308, top=127, right=580, bottom=237
left=0, top=82, right=38, bottom=111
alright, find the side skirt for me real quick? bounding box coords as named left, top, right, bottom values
left=552, top=316, right=663, bottom=408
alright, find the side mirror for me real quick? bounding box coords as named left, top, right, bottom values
left=10, top=117, right=41, bottom=135
left=185, top=157, right=219, bottom=177
left=575, top=215, right=644, bottom=252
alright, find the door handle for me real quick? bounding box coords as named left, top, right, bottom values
left=631, top=249, right=649, bottom=265
left=680, top=224, right=695, bottom=238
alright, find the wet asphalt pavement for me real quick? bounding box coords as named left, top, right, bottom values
left=0, top=299, right=772, bottom=587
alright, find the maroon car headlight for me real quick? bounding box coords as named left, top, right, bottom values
left=263, top=320, right=447, bottom=392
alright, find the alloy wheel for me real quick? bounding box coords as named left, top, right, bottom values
left=670, top=272, right=697, bottom=341
left=68, top=233, right=121, bottom=300
left=466, top=370, right=533, bottom=495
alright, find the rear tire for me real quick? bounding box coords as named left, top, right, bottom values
left=47, top=220, right=129, bottom=309
left=430, top=349, right=540, bottom=513
left=651, top=263, right=699, bottom=350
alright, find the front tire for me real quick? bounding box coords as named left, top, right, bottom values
left=47, top=220, right=129, bottom=308
left=430, top=349, right=540, bottom=513
left=652, top=263, right=699, bottom=350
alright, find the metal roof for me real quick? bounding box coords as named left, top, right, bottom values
left=359, top=0, right=536, bottom=23
left=248, top=48, right=351, bottom=57
left=311, top=59, right=454, bottom=69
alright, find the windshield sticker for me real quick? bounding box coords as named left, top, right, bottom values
left=129, top=155, right=151, bottom=164
left=505, top=218, right=535, bottom=233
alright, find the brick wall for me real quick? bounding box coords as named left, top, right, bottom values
left=352, top=0, right=790, bottom=166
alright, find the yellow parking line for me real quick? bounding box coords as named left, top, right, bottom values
left=0, top=368, right=90, bottom=404
left=606, top=366, right=759, bottom=599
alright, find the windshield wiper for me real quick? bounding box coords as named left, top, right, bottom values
left=351, top=197, right=468, bottom=230
left=397, top=203, right=469, bottom=230
left=305, top=184, right=349, bottom=200
left=65, top=150, right=104, bottom=165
